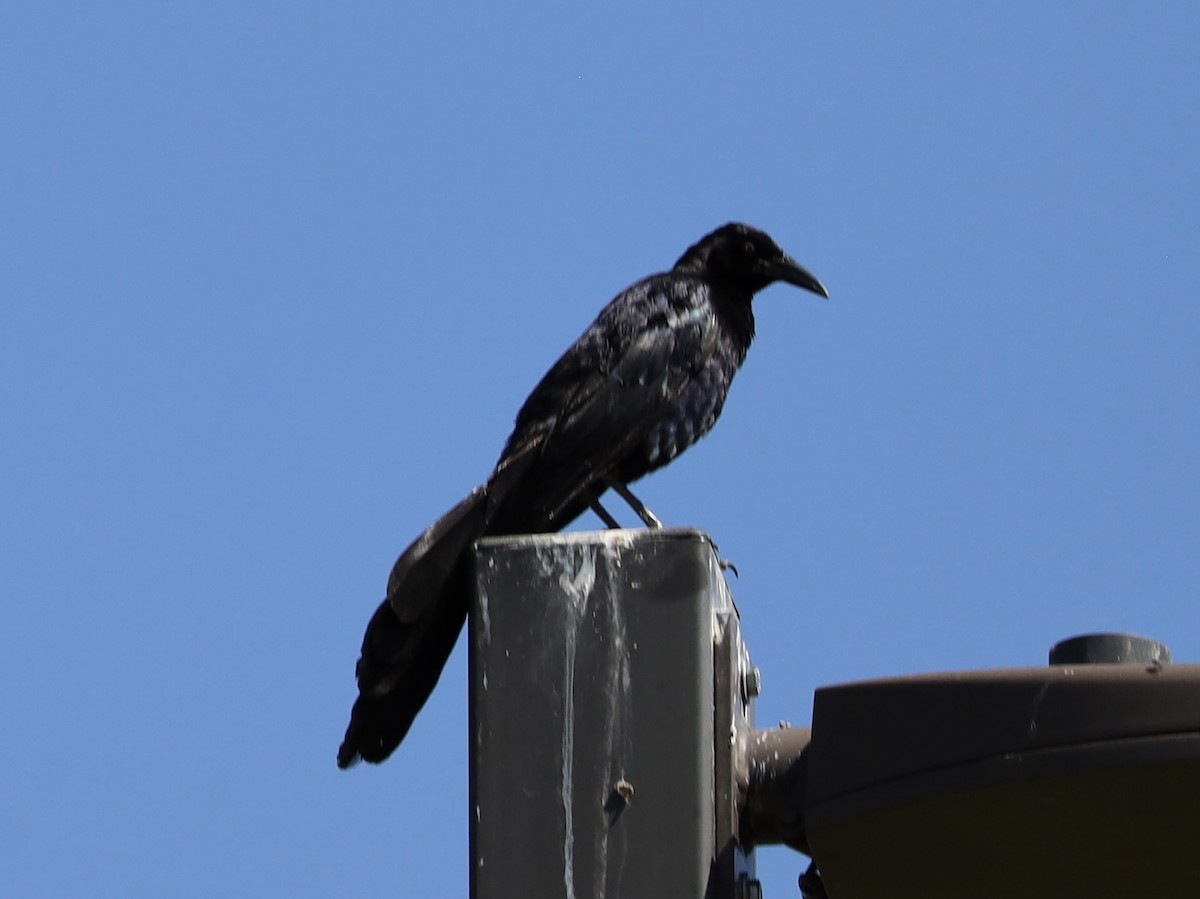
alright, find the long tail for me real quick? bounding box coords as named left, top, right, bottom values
left=337, top=487, right=490, bottom=768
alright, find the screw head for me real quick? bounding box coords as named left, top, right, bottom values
left=744, top=666, right=762, bottom=698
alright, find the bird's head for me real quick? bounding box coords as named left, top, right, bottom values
left=677, top=222, right=829, bottom=299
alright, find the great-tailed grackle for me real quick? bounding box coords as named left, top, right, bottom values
left=338, top=223, right=828, bottom=768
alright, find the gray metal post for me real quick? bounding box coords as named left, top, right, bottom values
left=470, top=528, right=756, bottom=899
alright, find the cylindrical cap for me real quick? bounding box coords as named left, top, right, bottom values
left=1049, top=632, right=1171, bottom=666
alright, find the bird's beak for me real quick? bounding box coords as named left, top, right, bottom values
left=769, top=255, right=829, bottom=299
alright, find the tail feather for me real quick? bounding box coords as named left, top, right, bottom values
left=336, top=575, right=469, bottom=767
left=338, top=437, right=553, bottom=768
left=385, top=486, right=489, bottom=623
left=337, top=486, right=489, bottom=768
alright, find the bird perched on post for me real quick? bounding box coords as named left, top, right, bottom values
left=338, top=222, right=828, bottom=768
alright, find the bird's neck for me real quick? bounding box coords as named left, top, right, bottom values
left=714, top=292, right=756, bottom=356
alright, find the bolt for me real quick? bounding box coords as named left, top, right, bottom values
left=614, top=778, right=634, bottom=805
left=744, top=666, right=762, bottom=698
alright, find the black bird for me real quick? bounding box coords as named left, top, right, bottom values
left=338, top=223, right=828, bottom=768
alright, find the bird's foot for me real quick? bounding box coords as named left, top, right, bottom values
left=606, top=479, right=663, bottom=528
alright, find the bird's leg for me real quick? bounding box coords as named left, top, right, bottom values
left=588, top=494, right=623, bottom=530
left=605, top=477, right=663, bottom=529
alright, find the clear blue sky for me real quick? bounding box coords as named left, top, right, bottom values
left=3, top=3, right=1197, bottom=895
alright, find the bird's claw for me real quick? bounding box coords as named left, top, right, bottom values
left=637, top=506, right=664, bottom=529
left=607, top=479, right=664, bottom=529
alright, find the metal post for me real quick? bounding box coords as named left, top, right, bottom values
left=469, top=528, right=756, bottom=898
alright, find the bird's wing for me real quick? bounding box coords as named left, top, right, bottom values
left=490, top=288, right=718, bottom=528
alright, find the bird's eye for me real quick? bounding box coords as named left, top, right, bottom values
left=743, top=240, right=756, bottom=257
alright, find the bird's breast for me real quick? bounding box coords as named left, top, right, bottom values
left=635, top=351, right=740, bottom=474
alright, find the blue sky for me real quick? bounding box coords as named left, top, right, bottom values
left=2, top=3, right=1197, bottom=895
